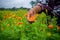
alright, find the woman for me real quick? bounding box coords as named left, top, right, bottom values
left=27, top=0, right=53, bottom=23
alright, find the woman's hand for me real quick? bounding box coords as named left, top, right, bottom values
left=27, top=9, right=36, bottom=22
left=27, top=5, right=42, bottom=22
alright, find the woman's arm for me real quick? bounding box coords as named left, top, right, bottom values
left=27, top=4, right=42, bottom=22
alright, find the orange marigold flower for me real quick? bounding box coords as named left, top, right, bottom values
left=18, top=22, right=23, bottom=25
left=48, top=24, right=53, bottom=29
left=4, top=16, right=6, bottom=19
left=57, top=26, right=60, bottom=30
left=29, top=16, right=36, bottom=22
left=16, top=16, right=22, bottom=20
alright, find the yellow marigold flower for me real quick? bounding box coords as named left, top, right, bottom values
left=6, top=14, right=11, bottom=19
left=7, top=24, right=10, bottom=27
left=1, top=27, right=4, bottom=31
left=19, top=25, right=23, bottom=28
left=36, top=14, right=39, bottom=17
left=24, top=14, right=27, bottom=17
left=11, top=14, right=16, bottom=18
left=8, top=17, right=11, bottom=18
left=16, top=16, right=22, bottom=20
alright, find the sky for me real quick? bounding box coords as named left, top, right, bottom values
left=0, top=0, right=46, bottom=8
left=0, top=0, right=36, bottom=8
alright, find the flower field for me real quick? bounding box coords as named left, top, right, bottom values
left=0, top=9, right=60, bottom=40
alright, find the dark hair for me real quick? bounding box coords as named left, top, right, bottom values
left=38, top=1, right=41, bottom=3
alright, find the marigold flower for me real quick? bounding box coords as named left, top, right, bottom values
left=36, top=14, right=39, bottom=17
left=4, top=16, right=6, bottom=19
left=16, top=16, right=22, bottom=20
left=24, top=14, right=27, bottom=17
left=6, top=14, right=11, bottom=19
left=29, top=16, right=36, bottom=22
left=48, top=24, right=53, bottom=29
left=7, top=24, right=10, bottom=27
left=18, top=22, right=23, bottom=25
left=57, top=26, right=60, bottom=30
left=12, top=14, right=16, bottom=18
left=1, top=27, right=4, bottom=31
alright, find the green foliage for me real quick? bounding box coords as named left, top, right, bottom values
left=0, top=10, right=60, bottom=40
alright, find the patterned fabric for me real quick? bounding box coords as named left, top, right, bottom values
left=37, top=3, right=52, bottom=11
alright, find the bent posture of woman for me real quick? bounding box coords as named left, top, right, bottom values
left=27, top=2, right=53, bottom=23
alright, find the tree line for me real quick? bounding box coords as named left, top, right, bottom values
left=0, top=0, right=40, bottom=10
